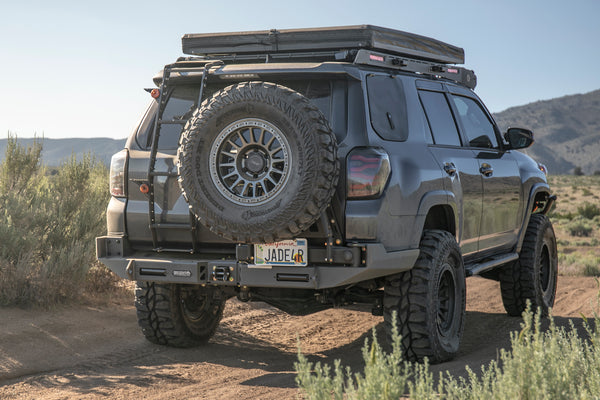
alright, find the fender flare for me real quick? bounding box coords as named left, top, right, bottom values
left=515, top=182, right=552, bottom=253
left=410, top=190, right=459, bottom=248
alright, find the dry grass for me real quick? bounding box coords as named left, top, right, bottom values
left=548, top=175, right=600, bottom=276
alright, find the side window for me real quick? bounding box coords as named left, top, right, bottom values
left=418, top=90, right=461, bottom=146
left=366, top=75, right=408, bottom=141
left=450, top=95, right=498, bottom=149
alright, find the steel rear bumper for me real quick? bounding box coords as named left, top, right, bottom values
left=96, top=236, right=419, bottom=290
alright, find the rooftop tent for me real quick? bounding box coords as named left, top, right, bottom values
left=182, top=25, right=465, bottom=65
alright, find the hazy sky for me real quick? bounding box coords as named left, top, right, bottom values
left=1, top=0, right=598, bottom=139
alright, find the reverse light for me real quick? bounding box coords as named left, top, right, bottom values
left=110, top=150, right=128, bottom=197
left=347, top=148, right=391, bottom=199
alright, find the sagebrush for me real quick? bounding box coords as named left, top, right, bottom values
left=296, top=300, right=600, bottom=399
left=0, top=136, right=113, bottom=306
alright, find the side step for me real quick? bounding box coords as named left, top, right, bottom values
left=465, top=253, right=519, bottom=277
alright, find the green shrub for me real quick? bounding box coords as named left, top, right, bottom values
left=0, top=137, right=111, bottom=306
left=558, top=252, right=600, bottom=276
left=578, top=202, right=600, bottom=219
left=296, top=304, right=600, bottom=399
left=549, top=211, right=575, bottom=220
left=566, top=217, right=593, bottom=237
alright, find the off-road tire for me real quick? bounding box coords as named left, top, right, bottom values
left=177, top=81, right=339, bottom=243
left=500, top=214, right=558, bottom=316
left=135, top=282, right=225, bottom=347
left=383, top=230, right=466, bottom=363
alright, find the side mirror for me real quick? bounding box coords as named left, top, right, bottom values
left=504, top=127, right=534, bottom=149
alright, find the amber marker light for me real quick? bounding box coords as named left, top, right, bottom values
left=140, top=183, right=150, bottom=194
left=150, top=89, right=160, bottom=99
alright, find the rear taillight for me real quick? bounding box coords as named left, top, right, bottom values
left=109, top=150, right=128, bottom=197
left=347, top=148, right=390, bottom=199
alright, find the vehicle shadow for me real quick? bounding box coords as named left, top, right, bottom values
left=9, top=309, right=591, bottom=396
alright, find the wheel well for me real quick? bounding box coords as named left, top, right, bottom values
left=532, top=191, right=551, bottom=213
left=423, top=205, right=456, bottom=237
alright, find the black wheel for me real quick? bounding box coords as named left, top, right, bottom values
left=177, top=81, right=339, bottom=243
left=383, top=230, right=466, bottom=363
left=500, top=214, right=558, bottom=316
left=135, top=282, right=225, bottom=347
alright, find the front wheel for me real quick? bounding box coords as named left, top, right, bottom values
left=383, top=230, right=466, bottom=363
left=500, top=214, right=558, bottom=316
left=135, top=282, right=225, bottom=347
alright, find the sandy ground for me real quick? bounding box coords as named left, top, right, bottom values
left=0, top=276, right=598, bottom=399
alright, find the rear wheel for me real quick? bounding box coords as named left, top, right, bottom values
left=135, top=282, right=225, bottom=347
left=500, top=214, right=558, bottom=316
left=383, top=230, right=466, bottom=363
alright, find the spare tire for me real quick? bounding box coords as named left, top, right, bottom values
left=177, top=81, right=339, bottom=243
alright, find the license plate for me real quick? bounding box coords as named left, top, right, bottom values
left=254, top=239, right=308, bottom=266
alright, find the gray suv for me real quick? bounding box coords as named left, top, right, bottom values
left=97, top=25, right=557, bottom=363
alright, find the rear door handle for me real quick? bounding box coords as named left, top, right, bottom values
left=444, top=162, right=457, bottom=176
left=480, top=163, right=493, bottom=177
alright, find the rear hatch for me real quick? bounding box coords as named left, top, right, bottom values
left=124, top=78, right=345, bottom=253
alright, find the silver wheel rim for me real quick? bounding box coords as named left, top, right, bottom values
left=209, top=118, right=292, bottom=206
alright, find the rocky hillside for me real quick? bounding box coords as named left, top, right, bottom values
left=493, top=89, right=600, bottom=175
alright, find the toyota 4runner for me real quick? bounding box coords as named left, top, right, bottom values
left=96, top=25, right=557, bottom=363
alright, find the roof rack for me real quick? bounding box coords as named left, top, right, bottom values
left=179, top=25, right=476, bottom=89
left=353, top=49, right=476, bottom=89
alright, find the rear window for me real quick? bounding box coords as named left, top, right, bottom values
left=137, top=81, right=332, bottom=151
left=278, top=80, right=332, bottom=121
left=366, top=75, right=408, bottom=141
left=136, top=85, right=200, bottom=150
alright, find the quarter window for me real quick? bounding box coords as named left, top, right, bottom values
left=367, top=75, right=409, bottom=141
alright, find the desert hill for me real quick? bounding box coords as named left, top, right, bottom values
left=493, top=89, right=600, bottom=175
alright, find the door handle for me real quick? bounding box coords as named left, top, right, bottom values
left=480, top=163, right=493, bottom=177
left=444, top=162, right=457, bottom=176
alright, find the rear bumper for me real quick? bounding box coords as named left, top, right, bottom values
left=96, top=236, right=419, bottom=290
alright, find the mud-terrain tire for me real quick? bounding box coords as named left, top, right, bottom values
left=500, top=214, right=558, bottom=316
left=177, top=81, right=339, bottom=243
left=383, top=230, right=466, bottom=363
left=135, top=282, right=225, bottom=347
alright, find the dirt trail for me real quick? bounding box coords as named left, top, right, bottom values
left=0, top=276, right=598, bottom=399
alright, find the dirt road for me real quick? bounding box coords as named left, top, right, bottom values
left=0, top=276, right=598, bottom=399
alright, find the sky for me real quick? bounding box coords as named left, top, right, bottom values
left=1, top=0, right=599, bottom=140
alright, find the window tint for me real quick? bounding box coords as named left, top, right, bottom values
left=136, top=86, right=200, bottom=150
left=450, top=95, right=498, bottom=149
left=366, top=75, right=408, bottom=141
left=279, top=80, right=332, bottom=121
left=158, top=86, right=200, bottom=150
left=419, top=90, right=461, bottom=146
